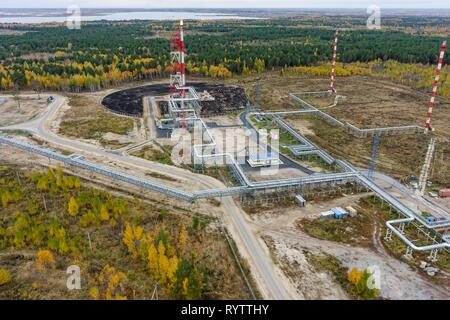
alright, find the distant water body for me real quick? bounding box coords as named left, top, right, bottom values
left=0, top=11, right=259, bottom=24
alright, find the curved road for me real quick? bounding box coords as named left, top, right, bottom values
left=0, top=95, right=293, bottom=300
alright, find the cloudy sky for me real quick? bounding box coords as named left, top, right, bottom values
left=1, top=0, right=449, bottom=9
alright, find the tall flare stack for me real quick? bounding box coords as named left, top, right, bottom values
left=170, top=20, right=187, bottom=127
left=166, top=20, right=201, bottom=130
left=170, top=19, right=186, bottom=95
left=328, top=30, right=339, bottom=95
left=425, top=40, right=447, bottom=132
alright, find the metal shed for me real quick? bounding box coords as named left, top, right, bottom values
left=332, top=207, right=348, bottom=220
left=295, top=195, right=306, bottom=207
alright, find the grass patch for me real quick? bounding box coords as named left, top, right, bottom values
left=207, top=198, right=222, bottom=207
left=98, top=138, right=131, bottom=149
left=60, top=116, right=133, bottom=140
left=249, top=114, right=335, bottom=172
left=145, top=171, right=178, bottom=182
left=305, top=252, right=378, bottom=300
left=131, top=145, right=174, bottom=166
left=287, top=114, right=448, bottom=184
left=297, top=210, right=372, bottom=247
left=0, top=130, right=33, bottom=138
left=194, top=165, right=239, bottom=187
left=295, top=154, right=335, bottom=171
left=59, top=95, right=134, bottom=140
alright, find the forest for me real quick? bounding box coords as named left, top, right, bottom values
left=0, top=18, right=448, bottom=92
left=0, top=164, right=253, bottom=299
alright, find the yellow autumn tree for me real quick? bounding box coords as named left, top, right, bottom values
left=177, top=225, right=188, bottom=254
left=89, top=286, right=100, bottom=300
left=182, top=278, right=189, bottom=297
left=37, top=176, right=48, bottom=192
left=54, top=227, right=69, bottom=255
left=36, top=249, right=55, bottom=271
left=73, top=177, right=81, bottom=190
left=67, top=197, right=79, bottom=216
left=56, top=164, right=63, bottom=189
left=122, top=223, right=143, bottom=258
left=0, top=269, right=12, bottom=286
left=167, top=255, right=179, bottom=287
left=1, top=190, right=11, bottom=208
left=242, top=62, right=250, bottom=76
left=95, top=265, right=129, bottom=300
left=347, top=268, right=363, bottom=285
left=63, top=176, right=75, bottom=189
left=123, top=223, right=136, bottom=256
left=347, top=267, right=379, bottom=299
left=254, top=58, right=265, bottom=73
left=157, top=241, right=170, bottom=285
left=100, top=205, right=110, bottom=221
left=147, top=235, right=159, bottom=279
left=47, top=168, right=55, bottom=184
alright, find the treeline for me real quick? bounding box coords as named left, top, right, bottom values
left=281, top=60, right=450, bottom=97
left=0, top=20, right=448, bottom=92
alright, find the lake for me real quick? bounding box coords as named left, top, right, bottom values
left=0, top=11, right=259, bottom=24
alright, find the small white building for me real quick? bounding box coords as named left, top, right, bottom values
left=345, top=206, right=358, bottom=217
left=247, top=152, right=283, bottom=168
left=321, top=211, right=335, bottom=220
left=295, top=195, right=306, bottom=207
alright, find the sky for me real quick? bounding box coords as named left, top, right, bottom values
left=1, top=0, right=450, bottom=9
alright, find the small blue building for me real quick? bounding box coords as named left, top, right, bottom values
left=332, top=207, right=349, bottom=220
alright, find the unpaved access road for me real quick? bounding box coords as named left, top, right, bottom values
left=249, top=196, right=449, bottom=300
left=0, top=95, right=295, bottom=300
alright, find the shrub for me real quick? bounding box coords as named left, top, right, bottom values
left=0, top=269, right=12, bottom=286
left=36, top=249, right=56, bottom=271
left=67, top=197, right=79, bottom=216
left=347, top=267, right=380, bottom=300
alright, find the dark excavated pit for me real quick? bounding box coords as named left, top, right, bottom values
left=101, top=82, right=248, bottom=117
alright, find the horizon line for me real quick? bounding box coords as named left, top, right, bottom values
left=2, top=7, right=450, bottom=10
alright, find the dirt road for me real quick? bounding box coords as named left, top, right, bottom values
left=0, top=95, right=295, bottom=300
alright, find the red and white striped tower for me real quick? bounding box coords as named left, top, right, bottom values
left=169, top=19, right=187, bottom=127
left=179, top=19, right=186, bottom=88
left=425, top=40, right=447, bottom=132
left=328, top=30, right=339, bottom=95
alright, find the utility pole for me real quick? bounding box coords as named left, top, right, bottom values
left=245, top=101, right=252, bottom=130
left=42, top=194, right=48, bottom=213
left=87, top=232, right=93, bottom=251
left=255, top=81, right=261, bottom=110
left=151, top=283, right=159, bottom=300
left=368, top=134, right=380, bottom=179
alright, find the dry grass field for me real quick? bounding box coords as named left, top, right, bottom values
left=225, top=73, right=450, bottom=187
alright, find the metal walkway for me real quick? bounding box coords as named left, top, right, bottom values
left=0, top=135, right=194, bottom=202
left=287, top=92, right=423, bottom=137
left=273, top=116, right=336, bottom=165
